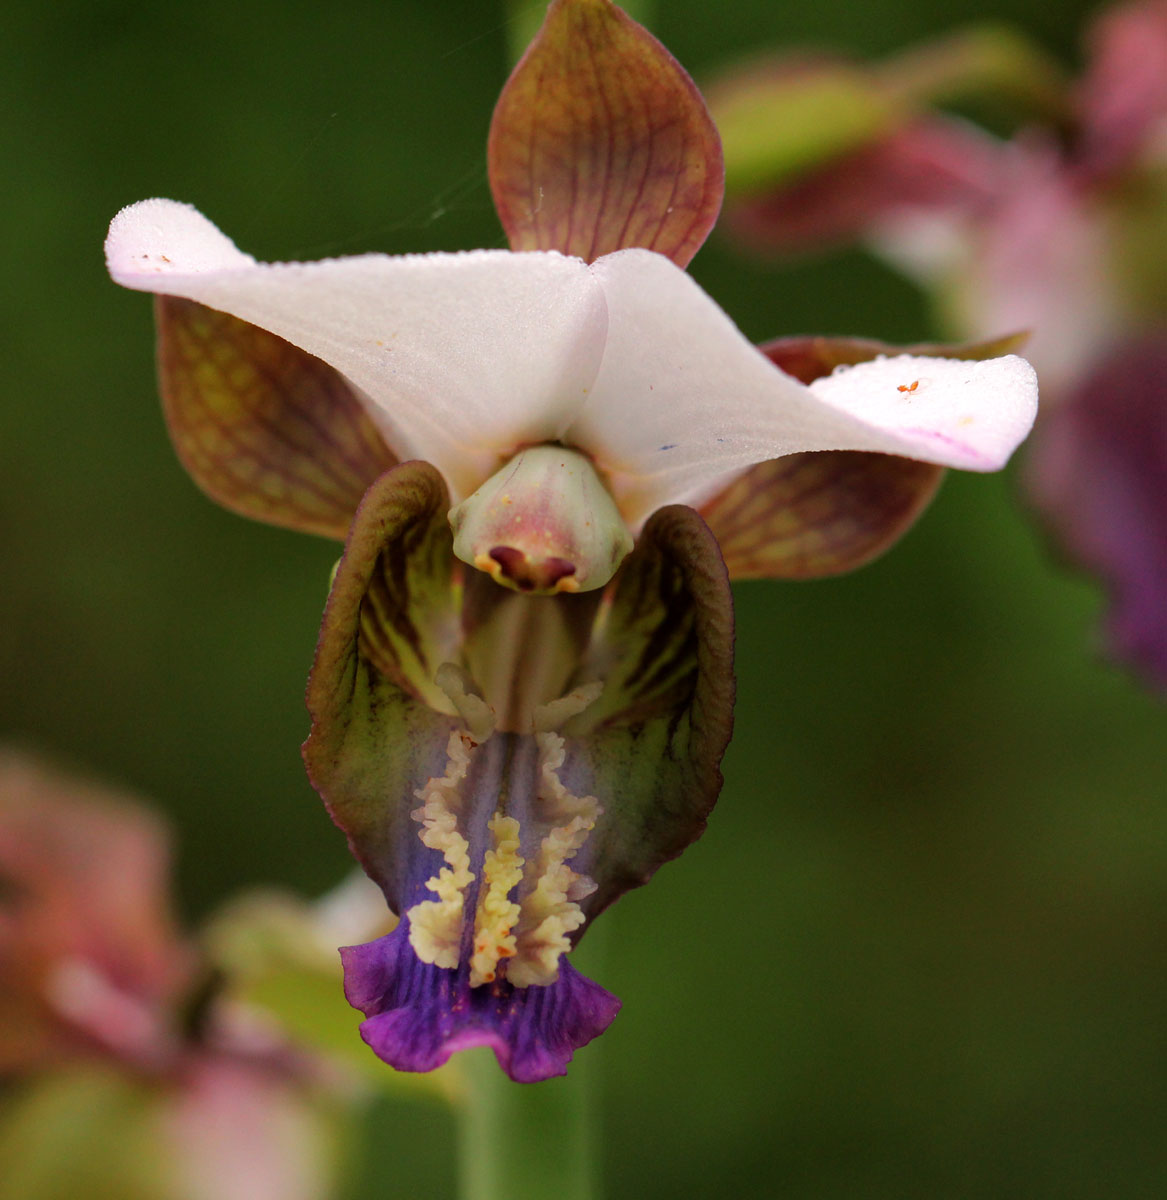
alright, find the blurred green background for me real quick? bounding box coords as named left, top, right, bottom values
left=2, top=0, right=1164, bottom=1196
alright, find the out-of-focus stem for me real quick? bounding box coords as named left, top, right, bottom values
left=456, top=1045, right=599, bottom=1200
left=875, top=23, right=1072, bottom=124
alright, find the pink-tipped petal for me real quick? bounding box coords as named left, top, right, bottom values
left=573, top=249, right=1038, bottom=523
left=107, top=200, right=608, bottom=499
left=489, top=0, right=723, bottom=266
left=804, top=352, right=1038, bottom=469
left=698, top=333, right=1031, bottom=579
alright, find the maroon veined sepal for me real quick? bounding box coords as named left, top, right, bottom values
left=489, top=0, right=724, bottom=266
left=156, top=297, right=396, bottom=539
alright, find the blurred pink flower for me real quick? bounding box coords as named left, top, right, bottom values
left=716, top=0, right=1167, bottom=688
left=0, top=750, right=344, bottom=1200
left=0, top=750, right=189, bottom=1073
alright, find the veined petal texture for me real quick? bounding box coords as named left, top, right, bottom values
left=490, top=0, right=723, bottom=267
left=155, top=297, right=397, bottom=538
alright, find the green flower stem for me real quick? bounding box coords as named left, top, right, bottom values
left=456, top=1044, right=599, bottom=1200
left=505, top=0, right=658, bottom=66
left=456, top=922, right=608, bottom=1200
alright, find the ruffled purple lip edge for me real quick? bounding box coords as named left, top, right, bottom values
left=340, top=923, right=620, bottom=1083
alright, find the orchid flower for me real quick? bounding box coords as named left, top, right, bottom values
left=104, top=0, right=1037, bottom=1083
left=711, top=0, right=1167, bottom=687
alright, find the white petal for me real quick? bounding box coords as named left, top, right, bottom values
left=806, top=352, right=1039, bottom=468
left=106, top=199, right=608, bottom=497
left=574, top=249, right=1038, bottom=523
